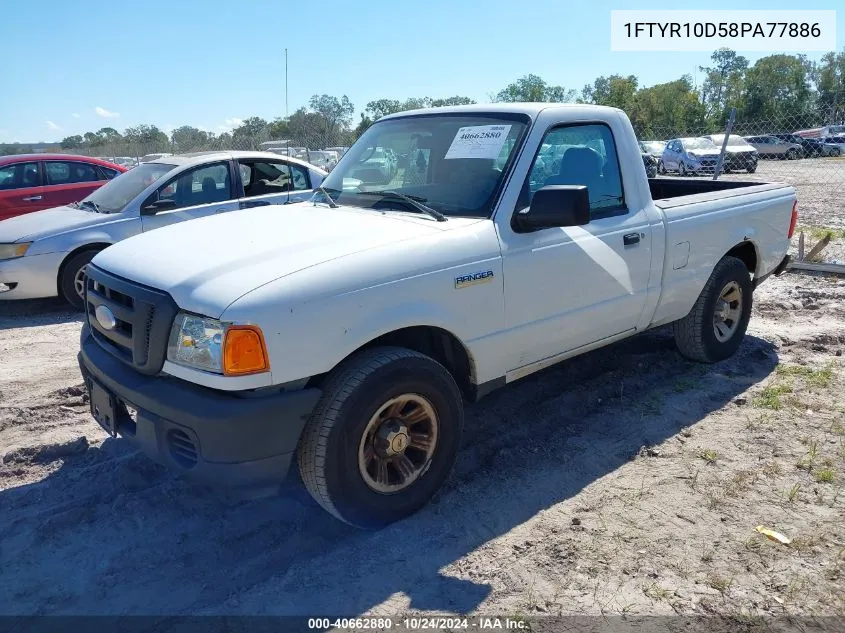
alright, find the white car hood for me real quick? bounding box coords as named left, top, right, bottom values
left=91, top=202, right=465, bottom=318
left=0, top=205, right=121, bottom=243
left=687, top=148, right=721, bottom=157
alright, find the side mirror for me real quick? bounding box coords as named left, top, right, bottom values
left=513, top=185, right=591, bottom=233
left=141, top=197, right=178, bottom=214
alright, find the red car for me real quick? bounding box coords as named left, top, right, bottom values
left=0, top=154, right=127, bottom=222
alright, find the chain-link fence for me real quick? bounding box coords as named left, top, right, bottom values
left=634, top=106, right=845, bottom=266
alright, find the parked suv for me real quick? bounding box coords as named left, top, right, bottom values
left=770, top=133, right=827, bottom=158
left=0, top=154, right=126, bottom=221
left=704, top=134, right=758, bottom=173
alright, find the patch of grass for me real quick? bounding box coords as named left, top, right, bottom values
left=795, top=225, right=845, bottom=241
left=776, top=363, right=834, bottom=389
left=698, top=448, right=719, bottom=464
left=707, top=574, right=734, bottom=593
left=785, top=483, right=801, bottom=503
left=815, top=468, right=835, bottom=483
left=642, top=582, right=673, bottom=601
left=761, top=461, right=783, bottom=477
left=727, top=469, right=758, bottom=496
left=754, top=384, right=793, bottom=410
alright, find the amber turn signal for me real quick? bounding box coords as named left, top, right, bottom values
left=223, top=326, right=269, bottom=376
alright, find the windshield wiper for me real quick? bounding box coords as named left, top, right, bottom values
left=357, top=190, right=447, bottom=222
left=80, top=200, right=101, bottom=213
left=314, top=186, right=339, bottom=208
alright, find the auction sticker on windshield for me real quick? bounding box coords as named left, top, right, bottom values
left=445, top=125, right=512, bottom=159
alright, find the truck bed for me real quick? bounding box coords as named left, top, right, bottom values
left=648, top=178, right=790, bottom=208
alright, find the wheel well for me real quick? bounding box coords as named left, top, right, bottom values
left=56, top=243, right=110, bottom=294
left=308, top=326, right=476, bottom=401
left=726, top=241, right=757, bottom=276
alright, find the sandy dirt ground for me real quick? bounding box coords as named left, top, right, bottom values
left=1, top=158, right=844, bottom=624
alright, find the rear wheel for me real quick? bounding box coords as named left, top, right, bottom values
left=830, top=147, right=841, bottom=157
left=657, top=160, right=666, bottom=175
left=673, top=255, right=753, bottom=363
left=59, top=249, right=100, bottom=310
left=786, top=148, right=800, bottom=160
left=297, top=346, right=464, bottom=529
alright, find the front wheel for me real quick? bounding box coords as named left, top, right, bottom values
left=678, top=162, right=687, bottom=176
left=746, top=161, right=757, bottom=173
left=297, top=346, right=464, bottom=529
left=673, top=255, right=753, bottom=363
left=787, top=148, right=799, bottom=160
left=657, top=160, right=666, bottom=175
left=830, top=147, right=841, bottom=157
left=59, top=249, right=100, bottom=310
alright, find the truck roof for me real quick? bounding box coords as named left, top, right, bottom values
left=378, top=102, right=623, bottom=121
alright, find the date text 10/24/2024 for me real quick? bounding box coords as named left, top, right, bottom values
left=307, top=616, right=529, bottom=630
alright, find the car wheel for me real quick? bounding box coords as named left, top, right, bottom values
left=786, top=148, right=799, bottom=160
left=59, top=249, right=100, bottom=311
left=297, top=346, right=463, bottom=529
left=678, top=162, right=687, bottom=176
left=746, top=162, right=757, bottom=173
left=657, top=160, right=666, bottom=175
left=830, top=148, right=841, bottom=157
left=673, top=255, right=753, bottom=363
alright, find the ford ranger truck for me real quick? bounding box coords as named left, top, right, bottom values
left=78, top=103, right=796, bottom=529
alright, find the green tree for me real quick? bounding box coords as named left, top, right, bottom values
left=267, top=117, right=290, bottom=140
left=170, top=125, right=210, bottom=152
left=698, top=48, right=748, bottom=121
left=630, top=75, right=706, bottom=137
left=817, top=49, right=845, bottom=114
left=124, top=124, right=170, bottom=153
left=231, top=117, right=269, bottom=149
left=580, top=74, right=638, bottom=111
left=308, top=94, right=355, bottom=146
left=60, top=135, right=84, bottom=149
left=741, top=54, right=815, bottom=128
left=494, top=74, right=576, bottom=103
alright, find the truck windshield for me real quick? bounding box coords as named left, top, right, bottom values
left=82, top=162, right=176, bottom=213
left=318, top=113, right=529, bottom=218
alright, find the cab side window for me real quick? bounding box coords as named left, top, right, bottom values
left=523, top=123, right=625, bottom=217
left=145, top=162, right=233, bottom=210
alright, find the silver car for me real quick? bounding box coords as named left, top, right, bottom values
left=744, top=135, right=802, bottom=160
left=0, top=151, right=326, bottom=308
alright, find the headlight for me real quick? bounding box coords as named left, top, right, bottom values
left=166, top=312, right=269, bottom=376
left=687, top=152, right=698, bottom=159
left=0, top=243, right=31, bottom=260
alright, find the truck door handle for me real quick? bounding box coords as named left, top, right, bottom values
left=623, top=233, right=641, bottom=246
left=22, top=195, right=42, bottom=201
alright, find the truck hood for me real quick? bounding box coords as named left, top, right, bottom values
left=91, top=202, right=471, bottom=318
left=0, top=205, right=121, bottom=243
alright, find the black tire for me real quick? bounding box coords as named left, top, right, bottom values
left=746, top=161, right=757, bottom=173
left=830, top=148, right=841, bottom=157
left=678, top=162, right=687, bottom=176
left=673, top=255, right=753, bottom=363
left=657, top=160, right=666, bottom=175
left=786, top=148, right=799, bottom=160
left=297, top=346, right=464, bottom=529
left=59, top=249, right=100, bottom=310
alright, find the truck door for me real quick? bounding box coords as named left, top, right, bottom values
left=497, top=121, right=653, bottom=371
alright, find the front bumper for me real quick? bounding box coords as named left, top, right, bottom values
left=0, top=252, right=63, bottom=300
left=78, top=324, right=322, bottom=492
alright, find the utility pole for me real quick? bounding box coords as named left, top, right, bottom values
left=285, top=48, right=289, bottom=119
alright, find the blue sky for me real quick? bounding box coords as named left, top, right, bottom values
left=0, top=0, right=842, bottom=143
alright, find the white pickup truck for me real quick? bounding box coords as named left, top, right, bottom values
left=77, top=103, right=796, bottom=529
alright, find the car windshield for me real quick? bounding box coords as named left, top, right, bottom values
left=319, top=113, right=529, bottom=218
left=684, top=137, right=717, bottom=150
left=641, top=141, right=664, bottom=153
left=83, top=162, right=175, bottom=213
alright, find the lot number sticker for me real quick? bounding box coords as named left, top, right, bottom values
left=445, top=125, right=512, bottom=159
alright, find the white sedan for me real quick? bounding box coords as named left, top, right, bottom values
left=0, top=151, right=326, bottom=309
